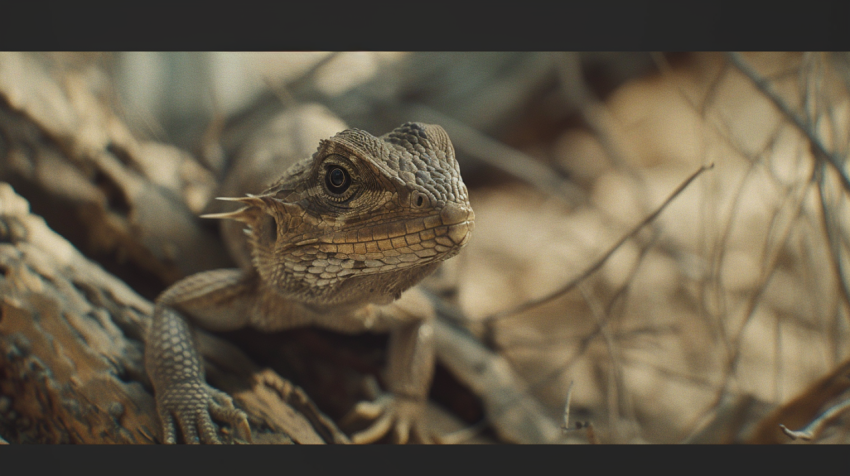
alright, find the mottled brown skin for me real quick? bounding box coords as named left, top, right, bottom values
left=145, top=114, right=474, bottom=444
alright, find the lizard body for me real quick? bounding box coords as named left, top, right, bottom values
left=145, top=105, right=474, bottom=444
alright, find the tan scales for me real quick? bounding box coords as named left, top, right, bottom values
left=144, top=106, right=474, bottom=444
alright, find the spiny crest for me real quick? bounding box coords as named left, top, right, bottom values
left=200, top=196, right=266, bottom=223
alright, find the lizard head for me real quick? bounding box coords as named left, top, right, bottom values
left=206, top=123, right=474, bottom=306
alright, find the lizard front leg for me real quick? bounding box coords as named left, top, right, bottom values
left=335, top=289, right=437, bottom=444
left=145, top=269, right=255, bottom=444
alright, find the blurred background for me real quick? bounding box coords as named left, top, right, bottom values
left=3, top=51, right=850, bottom=443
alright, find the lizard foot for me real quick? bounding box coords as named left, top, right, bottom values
left=340, top=378, right=431, bottom=444
left=155, top=380, right=252, bottom=444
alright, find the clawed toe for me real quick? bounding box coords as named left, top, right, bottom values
left=341, top=392, right=430, bottom=444
left=349, top=410, right=395, bottom=444
left=208, top=402, right=252, bottom=443
left=155, top=381, right=252, bottom=444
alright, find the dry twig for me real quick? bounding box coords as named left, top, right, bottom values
left=728, top=52, right=850, bottom=193
left=780, top=396, right=850, bottom=441
left=562, top=380, right=575, bottom=434
left=482, top=163, right=714, bottom=322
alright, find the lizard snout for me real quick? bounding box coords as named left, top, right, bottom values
left=440, top=202, right=474, bottom=247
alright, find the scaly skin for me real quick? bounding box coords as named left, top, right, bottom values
left=145, top=113, right=474, bottom=444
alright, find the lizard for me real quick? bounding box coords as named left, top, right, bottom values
left=144, top=104, right=475, bottom=444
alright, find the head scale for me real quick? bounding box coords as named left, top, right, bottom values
left=206, top=122, right=474, bottom=306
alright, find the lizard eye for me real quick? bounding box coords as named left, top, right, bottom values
left=318, top=156, right=359, bottom=203
left=324, top=165, right=351, bottom=195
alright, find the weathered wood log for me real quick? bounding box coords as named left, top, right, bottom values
left=0, top=52, right=231, bottom=297
left=0, top=182, right=347, bottom=443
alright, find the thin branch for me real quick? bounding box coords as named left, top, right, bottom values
left=554, top=52, right=634, bottom=171
left=708, top=165, right=817, bottom=419
left=561, top=380, right=575, bottom=434
left=494, top=323, right=676, bottom=350
left=651, top=51, right=729, bottom=118
left=781, top=395, right=850, bottom=441
left=748, top=355, right=850, bottom=443
left=727, top=52, right=850, bottom=193
left=580, top=282, right=623, bottom=438
left=432, top=317, right=564, bottom=443
left=816, top=162, right=850, bottom=324
left=482, top=163, right=714, bottom=322
left=264, top=52, right=341, bottom=109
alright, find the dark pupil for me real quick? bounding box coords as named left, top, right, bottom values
left=326, top=166, right=350, bottom=193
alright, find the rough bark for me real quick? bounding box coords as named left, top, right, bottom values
left=0, top=53, right=349, bottom=444
left=0, top=52, right=230, bottom=298
left=0, top=182, right=348, bottom=444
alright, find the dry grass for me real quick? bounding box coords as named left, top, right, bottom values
left=451, top=52, right=850, bottom=443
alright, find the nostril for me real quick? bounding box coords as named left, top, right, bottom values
left=416, top=195, right=424, bottom=207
